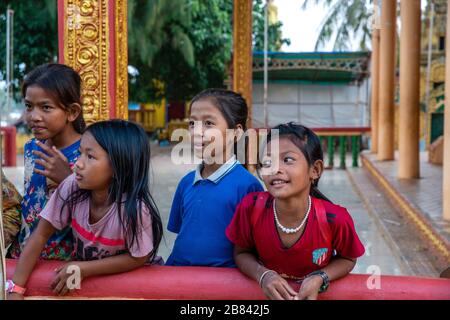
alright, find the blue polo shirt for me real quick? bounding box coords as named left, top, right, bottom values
left=166, top=157, right=264, bottom=267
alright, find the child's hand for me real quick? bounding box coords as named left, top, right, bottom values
left=294, top=275, right=323, bottom=300
left=261, top=271, right=297, bottom=300
left=33, top=141, right=73, bottom=184
left=51, top=262, right=84, bottom=296
left=7, top=292, right=24, bottom=300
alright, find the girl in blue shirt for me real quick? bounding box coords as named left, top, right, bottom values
left=166, top=89, right=263, bottom=267
left=9, top=63, right=85, bottom=260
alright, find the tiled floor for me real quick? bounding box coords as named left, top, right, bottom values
left=318, top=169, right=406, bottom=275
left=347, top=166, right=443, bottom=276
left=362, top=151, right=450, bottom=244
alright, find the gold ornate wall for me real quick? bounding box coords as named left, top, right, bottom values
left=420, top=0, right=446, bottom=102
left=59, top=0, right=128, bottom=124
left=419, top=0, right=447, bottom=144
left=233, top=0, right=253, bottom=128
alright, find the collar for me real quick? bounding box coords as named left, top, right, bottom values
left=193, top=155, right=239, bottom=185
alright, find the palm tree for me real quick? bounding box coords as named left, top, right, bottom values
left=301, top=0, right=374, bottom=51
left=128, top=0, right=195, bottom=68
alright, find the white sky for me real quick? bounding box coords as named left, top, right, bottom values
left=276, top=0, right=429, bottom=52
left=276, top=0, right=335, bottom=52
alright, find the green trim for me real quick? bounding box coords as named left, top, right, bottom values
left=352, top=136, right=359, bottom=167
left=253, top=51, right=370, bottom=60
left=252, top=79, right=350, bottom=86
left=252, top=51, right=370, bottom=83
left=328, top=136, right=335, bottom=168
left=339, top=136, right=346, bottom=169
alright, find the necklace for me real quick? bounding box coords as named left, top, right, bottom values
left=273, top=196, right=311, bottom=234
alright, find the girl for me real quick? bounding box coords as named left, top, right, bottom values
left=9, top=63, right=85, bottom=260
left=226, top=122, right=365, bottom=300
left=166, top=88, right=264, bottom=267
left=7, top=120, right=163, bottom=299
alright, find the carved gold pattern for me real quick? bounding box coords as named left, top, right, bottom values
left=115, top=0, right=128, bottom=120
left=63, top=0, right=128, bottom=124
left=233, top=0, right=253, bottom=128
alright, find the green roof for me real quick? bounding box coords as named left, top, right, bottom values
left=252, top=51, right=371, bottom=84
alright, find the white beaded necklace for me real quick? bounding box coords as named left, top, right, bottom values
left=273, top=196, right=311, bottom=234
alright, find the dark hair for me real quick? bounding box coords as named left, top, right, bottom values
left=61, top=120, right=163, bottom=261
left=190, top=88, right=248, bottom=131
left=260, top=122, right=331, bottom=202
left=22, top=63, right=86, bottom=134
left=190, top=88, right=248, bottom=157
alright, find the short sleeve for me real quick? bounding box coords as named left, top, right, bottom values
left=225, top=194, right=256, bottom=249
left=128, top=204, right=154, bottom=258
left=167, top=177, right=186, bottom=234
left=331, top=208, right=365, bottom=259
left=247, top=180, right=264, bottom=194
left=39, top=174, right=77, bottom=230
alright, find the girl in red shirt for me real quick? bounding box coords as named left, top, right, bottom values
left=226, top=122, right=365, bottom=300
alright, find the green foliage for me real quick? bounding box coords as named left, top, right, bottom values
left=128, top=0, right=234, bottom=102
left=1, top=1, right=289, bottom=104
left=128, top=0, right=232, bottom=102
left=0, top=0, right=57, bottom=99
left=253, top=0, right=290, bottom=52
left=129, top=0, right=290, bottom=102
left=128, top=0, right=195, bottom=68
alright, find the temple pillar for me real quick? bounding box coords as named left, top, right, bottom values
left=398, top=0, right=421, bottom=179
left=58, top=0, right=128, bottom=124
left=370, top=0, right=381, bottom=153
left=443, top=3, right=450, bottom=220
left=233, top=0, right=253, bottom=128
left=378, top=0, right=397, bottom=161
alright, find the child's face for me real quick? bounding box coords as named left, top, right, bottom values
left=261, top=137, right=321, bottom=200
left=189, top=99, right=238, bottom=164
left=24, top=85, right=77, bottom=140
left=74, top=131, right=113, bottom=191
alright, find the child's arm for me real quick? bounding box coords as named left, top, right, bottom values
left=234, top=246, right=297, bottom=300
left=51, top=253, right=150, bottom=296
left=294, top=205, right=365, bottom=300
left=295, top=256, right=357, bottom=300
left=8, top=219, right=56, bottom=300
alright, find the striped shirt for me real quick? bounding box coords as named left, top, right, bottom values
left=40, top=174, right=155, bottom=261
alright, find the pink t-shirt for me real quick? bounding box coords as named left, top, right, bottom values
left=40, top=174, right=155, bottom=261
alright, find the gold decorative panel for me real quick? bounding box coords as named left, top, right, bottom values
left=61, top=0, right=128, bottom=124
left=233, top=0, right=253, bottom=128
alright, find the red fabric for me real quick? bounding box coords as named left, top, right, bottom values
left=226, top=192, right=365, bottom=279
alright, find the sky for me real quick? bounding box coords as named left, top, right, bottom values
left=276, top=0, right=429, bottom=53
left=276, top=0, right=334, bottom=52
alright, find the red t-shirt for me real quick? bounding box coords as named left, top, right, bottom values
left=226, top=192, right=365, bottom=280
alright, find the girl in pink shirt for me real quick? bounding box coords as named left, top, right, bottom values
left=7, top=120, right=163, bottom=299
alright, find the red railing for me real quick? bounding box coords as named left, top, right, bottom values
left=6, top=259, right=450, bottom=300
left=250, top=126, right=371, bottom=169
left=0, top=126, right=17, bottom=167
